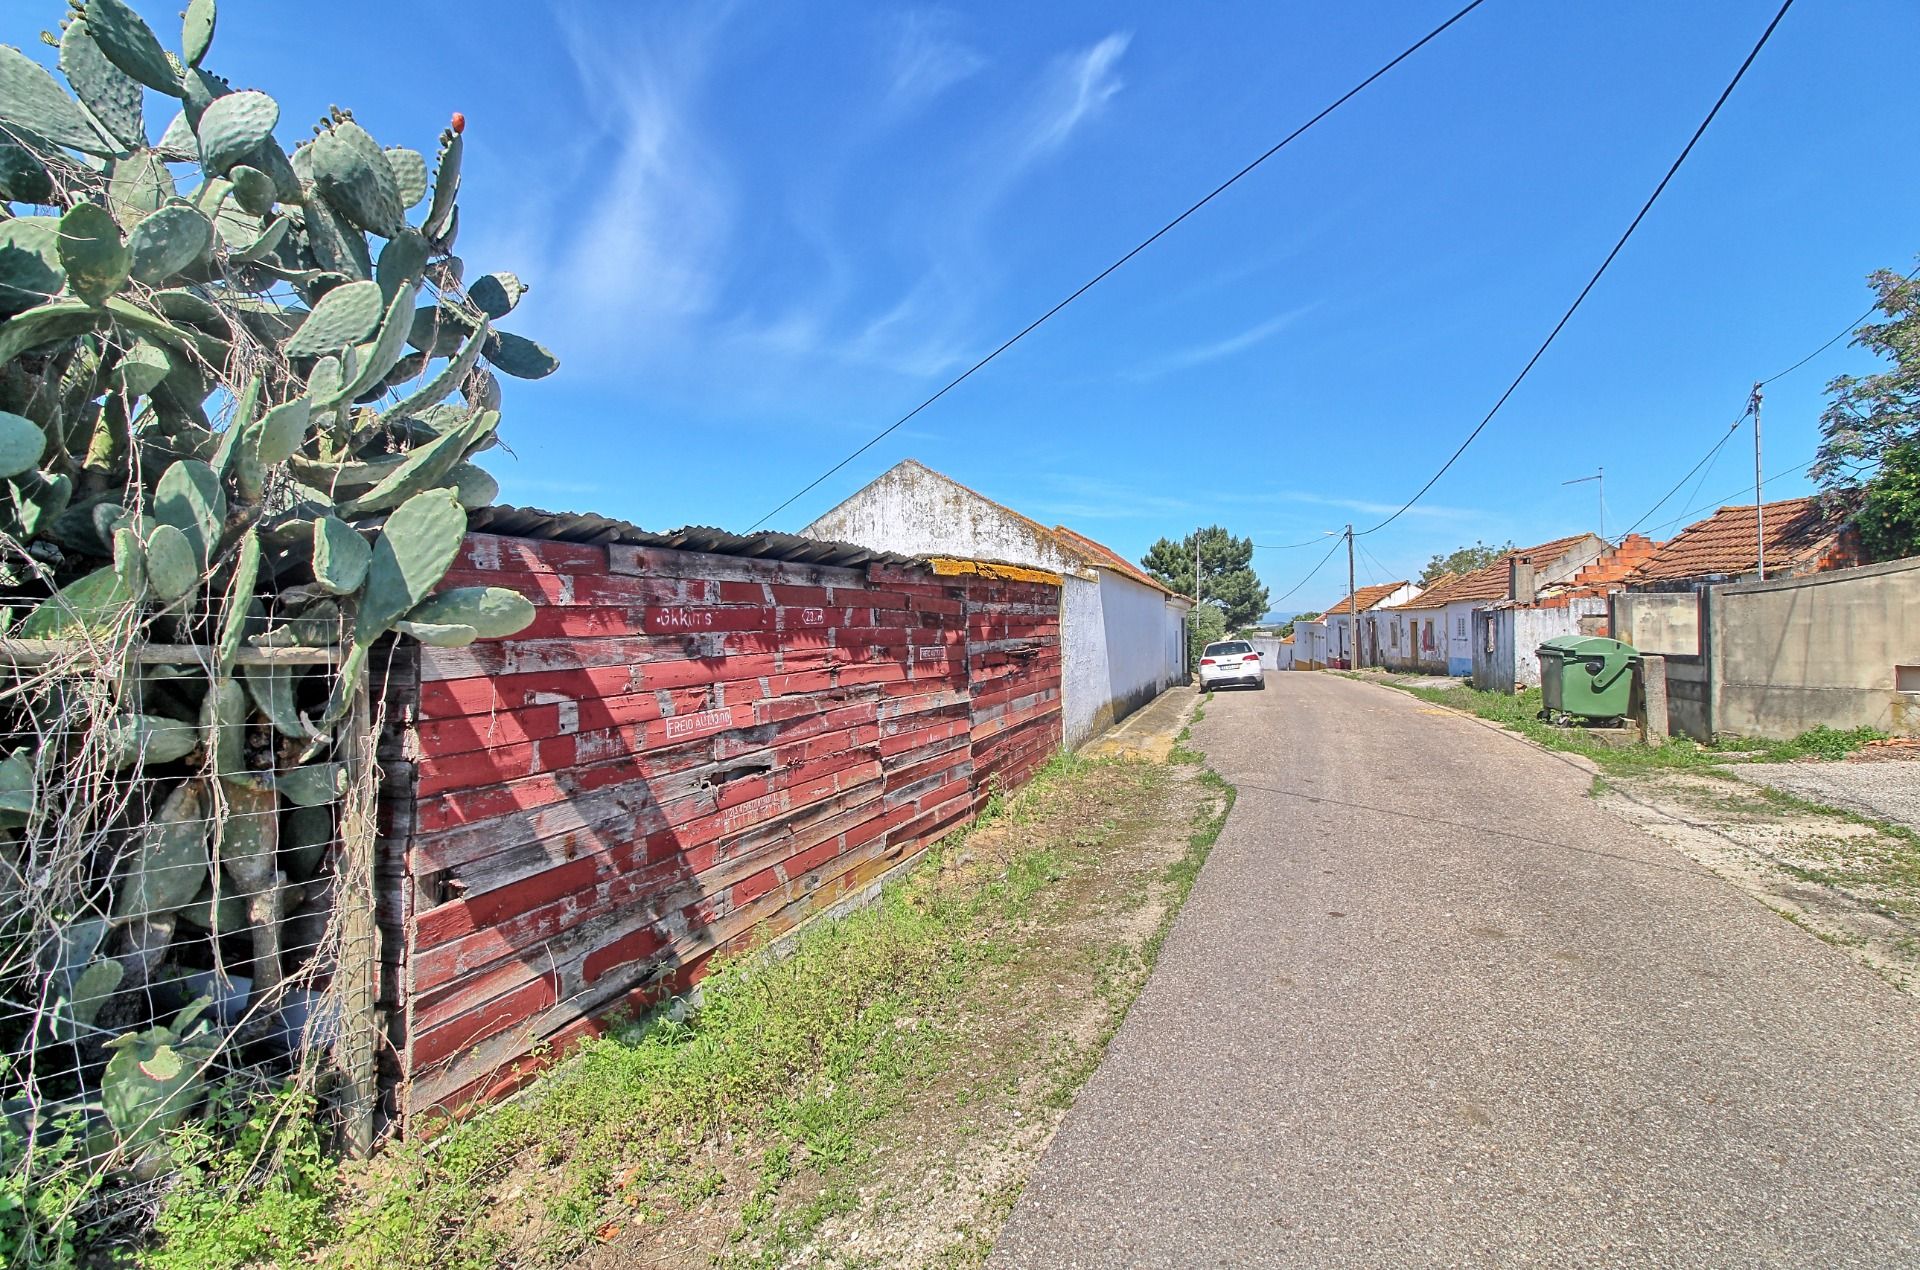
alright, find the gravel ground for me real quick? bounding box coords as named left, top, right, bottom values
left=1732, top=759, right=1920, bottom=834
left=992, top=672, right=1920, bottom=1268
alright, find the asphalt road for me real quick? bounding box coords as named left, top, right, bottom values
left=992, top=672, right=1920, bottom=1268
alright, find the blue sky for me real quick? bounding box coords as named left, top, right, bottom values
left=45, top=1, right=1920, bottom=612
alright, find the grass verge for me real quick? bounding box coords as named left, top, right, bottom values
left=145, top=746, right=1235, bottom=1269
left=1378, top=679, right=1887, bottom=774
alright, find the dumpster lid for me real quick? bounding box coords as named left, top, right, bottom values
left=1537, top=634, right=1636, bottom=658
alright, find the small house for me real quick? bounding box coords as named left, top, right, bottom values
left=802, top=460, right=1192, bottom=747
left=1322, top=581, right=1419, bottom=668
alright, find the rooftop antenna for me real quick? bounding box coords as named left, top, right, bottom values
left=1563, top=468, right=1604, bottom=540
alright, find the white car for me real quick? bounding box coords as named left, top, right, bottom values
left=1198, top=640, right=1265, bottom=691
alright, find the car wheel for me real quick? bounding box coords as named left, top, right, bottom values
left=1256, top=677, right=1266, bottom=690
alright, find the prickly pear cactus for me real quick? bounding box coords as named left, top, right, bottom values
left=0, top=0, right=550, bottom=1231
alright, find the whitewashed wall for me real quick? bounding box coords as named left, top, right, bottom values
left=804, top=460, right=1086, bottom=574
left=1473, top=597, right=1610, bottom=693
left=1062, top=571, right=1189, bottom=746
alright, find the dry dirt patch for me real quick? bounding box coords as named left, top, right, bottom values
left=1597, top=770, right=1920, bottom=994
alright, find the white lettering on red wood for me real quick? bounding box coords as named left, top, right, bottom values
left=663, top=707, right=734, bottom=740
left=801, top=608, right=826, bottom=626
left=721, top=790, right=789, bottom=832
left=653, top=608, right=715, bottom=631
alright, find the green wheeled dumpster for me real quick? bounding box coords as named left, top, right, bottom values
left=1537, top=635, right=1638, bottom=722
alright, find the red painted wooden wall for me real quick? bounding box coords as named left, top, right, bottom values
left=376, top=533, right=1062, bottom=1127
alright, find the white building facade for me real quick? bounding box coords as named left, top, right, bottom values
left=804, top=460, right=1192, bottom=748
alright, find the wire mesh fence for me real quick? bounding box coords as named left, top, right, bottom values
left=0, top=603, right=378, bottom=1257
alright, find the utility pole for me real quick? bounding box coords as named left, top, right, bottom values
left=1193, top=531, right=1202, bottom=606
left=1751, top=382, right=1765, bottom=580
left=1346, top=524, right=1358, bottom=669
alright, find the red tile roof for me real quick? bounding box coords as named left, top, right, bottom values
left=1625, top=497, right=1850, bottom=584
left=1322, top=581, right=1409, bottom=615
left=1051, top=525, right=1184, bottom=599
left=1393, top=533, right=1602, bottom=608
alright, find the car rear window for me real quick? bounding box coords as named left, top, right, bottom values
left=1205, top=642, right=1252, bottom=656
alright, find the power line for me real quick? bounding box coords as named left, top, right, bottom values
left=1255, top=532, right=1341, bottom=550
left=1645, top=454, right=1814, bottom=539
left=746, top=0, right=1494, bottom=532
left=1358, top=538, right=1396, bottom=585
left=1357, top=0, right=1796, bottom=538
left=1613, top=409, right=1746, bottom=541
left=1758, top=263, right=1920, bottom=387
left=1266, top=531, right=1349, bottom=610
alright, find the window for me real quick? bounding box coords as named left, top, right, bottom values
left=1484, top=615, right=1497, bottom=654
left=1455, top=616, right=1467, bottom=639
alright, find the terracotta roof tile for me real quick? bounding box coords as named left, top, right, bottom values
left=1626, top=497, right=1847, bottom=583
left=1050, top=525, right=1184, bottom=599
left=1322, top=581, right=1408, bottom=615
left=1392, top=533, right=1602, bottom=609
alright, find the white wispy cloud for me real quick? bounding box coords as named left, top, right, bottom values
left=1130, top=305, right=1318, bottom=380
left=514, top=9, right=735, bottom=368
left=1023, top=34, right=1130, bottom=156
left=884, top=10, right=985, bottom=107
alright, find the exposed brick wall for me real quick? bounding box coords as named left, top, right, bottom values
left=378, top=534, right=1062, bottom=1127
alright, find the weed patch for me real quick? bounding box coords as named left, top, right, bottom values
left=148, top=749, right=1227, bottom=1269
left=1380, top=680, right=1886, bottom=775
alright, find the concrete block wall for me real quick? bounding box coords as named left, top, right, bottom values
left=377, top=534, right=1061, bottom=1128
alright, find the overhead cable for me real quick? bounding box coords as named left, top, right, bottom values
left=1356, top=0, right=1796, bottom=537
left=745, top=0, right=1494, bottom=531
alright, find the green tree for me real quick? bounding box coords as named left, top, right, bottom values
left=1815, top=265, right=1920, bottom=559
left=1185, top=603, right=1227, bottom=673
left=1419, top=540, right=1513, bottom=585
left=1855, top=441, right=1920, bottom=561
left=1141, top=526, right=1270, bottom=630
left=1277, top=611, right=1320, bottom=640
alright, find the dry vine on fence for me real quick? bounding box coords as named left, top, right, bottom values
left=0, top=0, right=552, bottom=1257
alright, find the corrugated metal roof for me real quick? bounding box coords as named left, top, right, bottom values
left=467, top=504, right=925, bottom=569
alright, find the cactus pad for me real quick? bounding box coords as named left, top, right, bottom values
left=0, top=141, right=54, bottom=205
left=152, top=458, right=224, bottom=565
left=217, top=780, right=278, bottom=888
left=467, top=272, right=526, bottom=319
left=312, top=515, right=370, bottom=594
left=127, top=205, right=214, bottom=285
left=0, top=45, right=112, bottom=156
left=284, top=280, right=382, bottom=359
left=406, top=585, right=534, bottom=639
left=450, top=461, right=499, bottom=509
left=311, top=117, right=405, bottom=238
left=194, top=89, right=279, bottom=177
left=0, top=217, right=66, bottom=318
left=229, top=163, right=276, bottom=217
left=104, top=714, right=199, bottom=770
left=143, top=522, right=199, bottom=600
left=277, top=763, right=345, bottom=807
left=251, top=395, right=312, bottom=466
left=107, top=151, right=179, bottom=227
left=112, top=781, right=209, bottom=919
left=84, top=0, right=182, bottom=96
left=484, top=329, right=559, bottom=379
left=0, top=410, right=47, bottom=480
left=60, top=20, right=145, bottom=152
left=16, top=565, right=131, bottom=638
left=183, top=0, right=217, bottom=68
left=386, top=147, right=429, bottom=209
left=57, top=203, right=132, bottom=306
left=356, top=487, right=467, bottom=641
